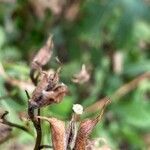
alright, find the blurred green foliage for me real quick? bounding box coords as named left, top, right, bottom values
left=0, top=0, right=150, bottom=149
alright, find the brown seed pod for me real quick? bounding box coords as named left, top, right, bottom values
left=31, top=35, right=53, bottom=70
left=37, top=116, right=66, bottom=150
left=74, top=99, right=111, bottom=150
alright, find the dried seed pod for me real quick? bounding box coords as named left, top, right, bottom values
left=32, top=35, right=53, bottom=69
left=30, top=35, right=53, bottom=85
left=30, top=83, right=68, bottom=108
left=74, top=119, right=96, bottom=150
left=37, top=116, right=66, bottom=150
left=74, top=100, right=110, bottom=150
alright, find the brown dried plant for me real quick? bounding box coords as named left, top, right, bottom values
left=0, top=35, right=111, bottom=150
left=72, top=64, right=90, bottom=84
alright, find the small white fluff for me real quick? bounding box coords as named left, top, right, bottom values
left=42, top=90, right=54, bottom=95
left=72, top=104, right=83, bottom=115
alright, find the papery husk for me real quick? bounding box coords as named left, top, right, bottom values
left=37, top=116, right=66, bottom=150
left=74, top=100, right=110, bottom=150
left=66, top=114, right=78, bottom=150
left=31, top=35, right=53, bottom=70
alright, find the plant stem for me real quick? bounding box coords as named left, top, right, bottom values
left=28, top=106, right=42, bottom=150
left=0, top=111, right=31, bottom=135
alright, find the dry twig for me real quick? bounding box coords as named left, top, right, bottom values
left=112, top=72, right=150, bottom=100
left=0, top=111, right=31, bottom=135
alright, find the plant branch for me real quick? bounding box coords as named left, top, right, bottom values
left=28, top=69, right=42, bottom=150
left=28, top=105, right=42, bottom=150
left=0, top=111, right=31, bottom=135
left=112, top=72, right=150, bottom=101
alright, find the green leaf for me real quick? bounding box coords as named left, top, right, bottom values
left=115, top=100, right=150, bottom=129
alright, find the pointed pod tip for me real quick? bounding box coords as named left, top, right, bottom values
left=46, top=34, right=54, bottom=48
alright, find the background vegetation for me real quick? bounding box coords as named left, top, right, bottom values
left=0, top=0, right=150, bottom=149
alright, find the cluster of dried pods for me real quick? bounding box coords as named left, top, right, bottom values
left=0, top=35, right=111, bottom=150
left=28, top=36, right=111, bottom=150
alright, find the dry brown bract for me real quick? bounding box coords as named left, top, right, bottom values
left=31, top=35, right=53, bottom=71
left=72, top=64, right=90, bottom=84
left=37, top=116, right=66, bottom=150
left=74, top=100, right=110, bottom=150
left=30, top=35, right=54, bottom=85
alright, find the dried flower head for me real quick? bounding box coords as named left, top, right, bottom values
left=29, top=70, right=68, bottom=109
